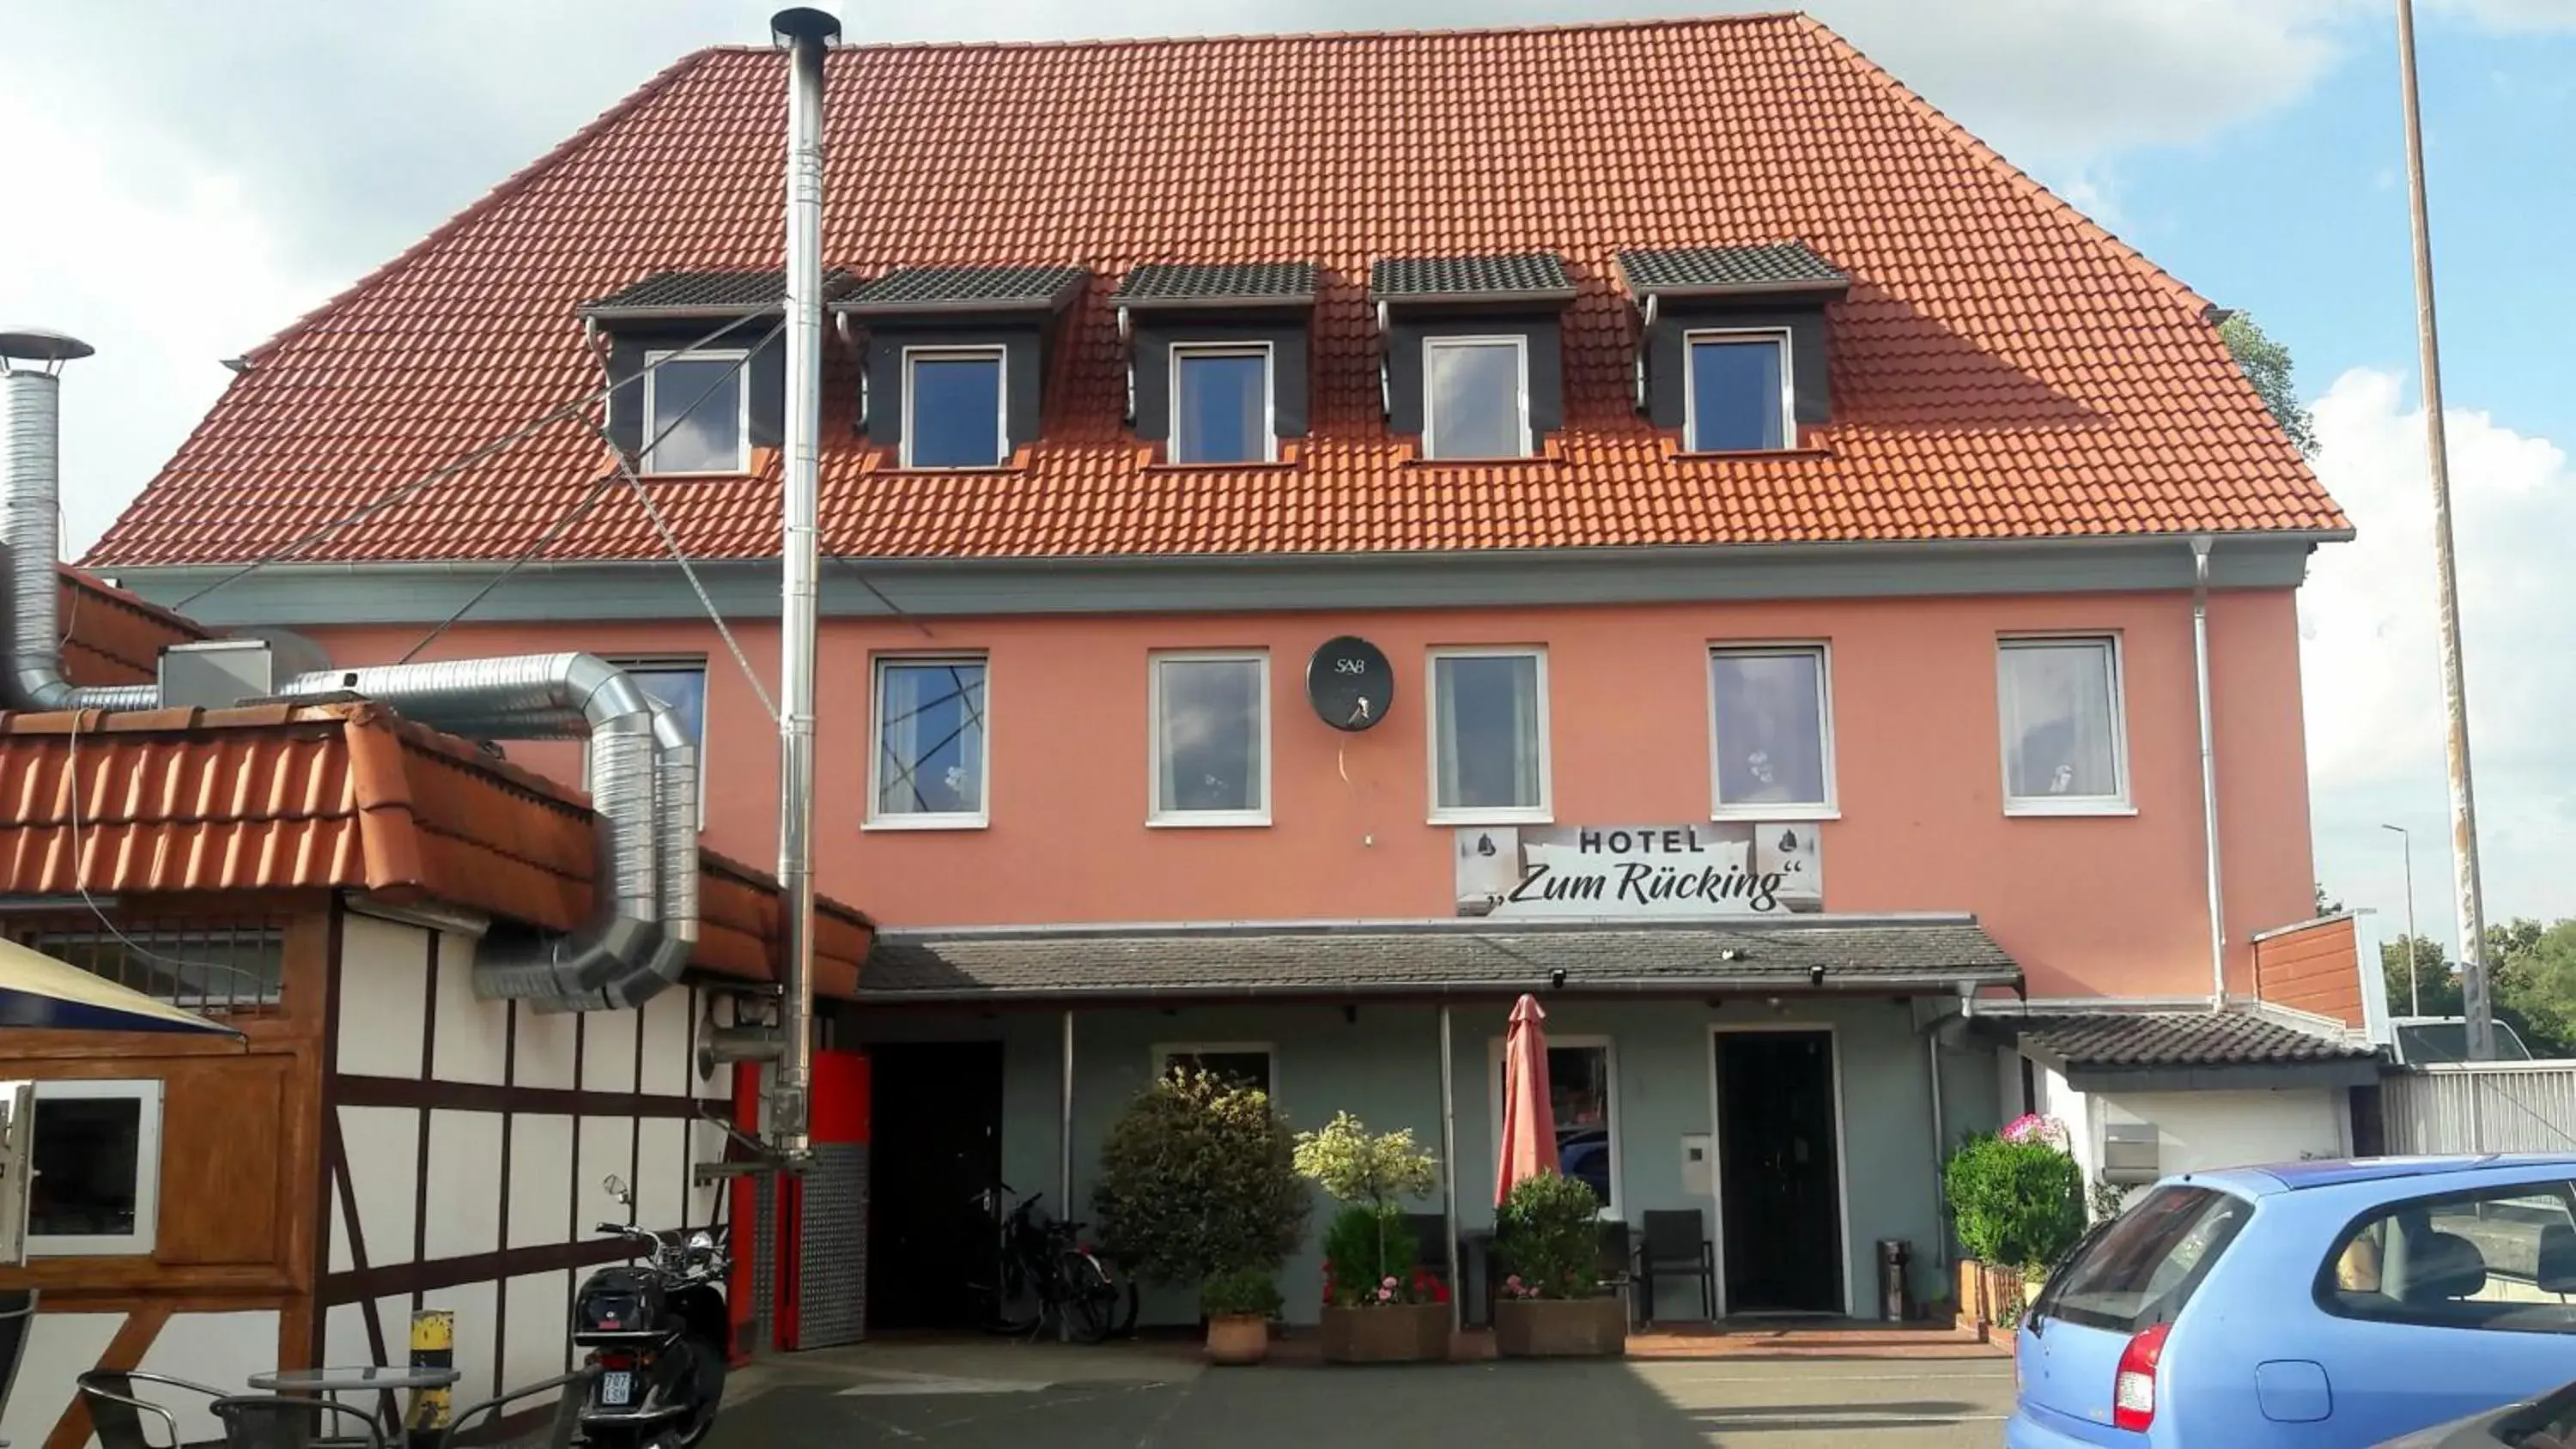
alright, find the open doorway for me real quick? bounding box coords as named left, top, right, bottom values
left=866, top=1041, right=1005, bottom=1331
left=1714, top=1028, right=1844, bottom=1314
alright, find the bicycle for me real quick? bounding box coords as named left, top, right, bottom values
left=965, top=1185, right=1130, bottom=1343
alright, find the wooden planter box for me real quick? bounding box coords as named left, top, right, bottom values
left=1953, top=1259, right=2027, bottom=1341
left=1493, top=1296, right=1627, bottom=1357
left=1319, top=1302, right=1449, bottom=1363
left=1205, top=1314, right=1272, bottom=1366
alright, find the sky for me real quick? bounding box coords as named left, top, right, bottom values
left=3, top=0, right=2573, bottom=955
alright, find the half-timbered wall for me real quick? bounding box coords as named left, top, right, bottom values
left=316, top=906, right=732, bottom=1413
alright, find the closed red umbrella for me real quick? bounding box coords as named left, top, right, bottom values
left=1495, top=994, right=1556, bottom=1206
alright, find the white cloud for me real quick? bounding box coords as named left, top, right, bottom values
left=2302, top=368, right=2576, bottom=951
left=2435, top=0, right=2576, bottom=30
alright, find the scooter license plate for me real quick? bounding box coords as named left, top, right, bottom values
left=599, top=1369, right=635, bottom=1406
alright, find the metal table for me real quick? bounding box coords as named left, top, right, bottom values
left=246, top=1366, right=463, bottom=1444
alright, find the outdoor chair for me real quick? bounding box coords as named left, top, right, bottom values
left=437, top=1366, right=598, bottom=1449
left=0, top=1288, right=34, bottom=1447
left=1596, top=1219, right=1640, bottom=1324
left=209, top=1396, right=384, bottom=1449
left=1638, top=1208, right=1716, bottom=1322
left=76, top=1369, right=230, bottom=1449
left=1403, top=1213, right=1453, bottom=1286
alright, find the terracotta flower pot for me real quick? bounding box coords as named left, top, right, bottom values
left=1318, top=1302, right=1449, bottom=1363
left=1205, top=1313, right=1271, bottom=1366
left=1493, top=1295, right=1627, bottom=1357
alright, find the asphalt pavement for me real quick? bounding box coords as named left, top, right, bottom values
left=708, top=1347, right=2016, bottom=1446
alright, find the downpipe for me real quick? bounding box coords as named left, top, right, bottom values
left=2191, top=536, right=2227, bottom=1010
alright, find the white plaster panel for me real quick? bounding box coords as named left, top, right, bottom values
left=503, top=1270, right=574, bottom=1399
left=321, top=1294, right=419, bottom=1373
left=2100, top=1088, right=2347, bottom=1178
left=639, top=987, right=691, bottom=1098
left=577, top=1115, right=636, bottom=1222
left=513, top=1001, right=580, bottom=1090
left=431, top=941, right=511, bottom=1085
left=138, top=1311, right=281, bottom=1443
left=636, top=1116, right=686, bottom=1232
left=688, top=1116, right=729, bottom=1228
left=337, top=913, right=428, bottom=1078
left=420, top=1280, right=499, bottom=1416
left=338, top=1105, right=420, bottom=1270
left=424, top=1109, right=507, bottom=1260
left=509, top=1113, right=575, bottom=1250
left=0, top=1311, right=120, bottom=1449
left=581, top=1009, right=640, bottom=1093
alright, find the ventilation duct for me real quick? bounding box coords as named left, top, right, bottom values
left=0, top=329, right=696, bottom=1010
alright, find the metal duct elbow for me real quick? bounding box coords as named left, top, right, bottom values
left=276, top=652, right=691, bottom=1008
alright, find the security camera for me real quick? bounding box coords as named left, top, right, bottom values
left=1807, top=965, right=1826, bottom=987
left=1549, top=968, right=1568, bottom=990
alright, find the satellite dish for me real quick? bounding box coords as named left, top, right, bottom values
left=1305, top=636, right=1393, bottom=732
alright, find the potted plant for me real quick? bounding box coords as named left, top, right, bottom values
left=1295, top=1113, right=1449, bottom=1363
left=1942, top=1115, right=2085, bottom=1335
left=1092, top=1070, right=1309, bottom=1364
left=1491, top=1172, right=1625, bottom=1356
left=1201, top=1267, right=1285, bottom=1366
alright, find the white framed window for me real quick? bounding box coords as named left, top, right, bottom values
left=1153, top=1042, right=1277, bottom=1100
left=604, top=657, right=709, bottom=827
left=1170, top=344, right=1274, bottom=464
left=1684, top=329, right=1794, bottom=452
left=1709, top=644, right=1836, bottom=819
left=25, top=1078, right=163, bottom=1257
left=1423, top=336, right=1532, bottom=459
left=1427, top=646, right=1550, bottom=824
left=869, top=655, right=989, bottom=828
left=1997, top=635, right=2132, bottom=815
left=1488, top=1036, right=1620, bottom=1218
left=1149, top=652, right=1270, bottom=827
left=903, top=346, right=1008, bottom=469
left=641, top=349, right=751, bottom=475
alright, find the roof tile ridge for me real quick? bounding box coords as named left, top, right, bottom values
left=1789, top=14, right=2209, bottom=316
left=730, top=12, right=1807, bottom=55
left=237, top=45, right=729, bottom=367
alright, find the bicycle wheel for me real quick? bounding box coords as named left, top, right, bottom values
left=970, top=1257, right=1042, bottom=1336
left=1058, top=1251, right=1115, bottom=1344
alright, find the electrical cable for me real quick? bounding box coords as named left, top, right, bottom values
left=393, top=471, right=619, bottom=664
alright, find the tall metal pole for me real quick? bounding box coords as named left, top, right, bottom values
left=1438, top=1006, right=1461, bottom=1340
left=769, top=5, right=840, bottom=1155
left=2385, top=823, right=2421, bottom=1017
left=2394, top=0, right=2494, bottom=1058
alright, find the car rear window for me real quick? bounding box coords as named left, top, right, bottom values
left=2033, top=1185, right=2251, bottom=1334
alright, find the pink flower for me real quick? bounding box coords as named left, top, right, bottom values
left=1377, top=1286, right=1394, bottom=1301
left=1504, top=1274, right=1523, bottom=1288
left=1382, top=1276, right=1398, bottom=1288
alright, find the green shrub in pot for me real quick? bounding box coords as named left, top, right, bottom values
left=1494, top=1172, right=1603, bottom=1300
left=1092, top=1069, right=1309, bottom=1289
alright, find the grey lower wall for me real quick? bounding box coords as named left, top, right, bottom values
left=848, top=995, right=2001, bottom=1326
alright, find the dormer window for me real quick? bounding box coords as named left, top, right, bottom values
left=1685, top=330, right=1792, bottom=452
left=1424, top=336, right=1530, bottom=459
left=903, top=347, right=1007, bottom=469
left=579, top=267, right=858, bottom=476
left=1370, top=254, right=1574, bottom=461
left=835, top=264, right=1089, bottom=470
left=1113, top=263, right=1317, bottom=464
left=641, top=349, right=751, bottom=474
left=1619, top=243, right=1849, bottom=453
left=1170, top=344, right=1273, bottom=464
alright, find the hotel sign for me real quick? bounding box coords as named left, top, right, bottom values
left=1453, top=823, right=1822, bottom=919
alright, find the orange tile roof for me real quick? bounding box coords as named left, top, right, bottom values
left=88, top=15, right=2344, bottom=568
left=58, top=567, right=209, bottom=686
left=0, top=702, right=870, bottom=995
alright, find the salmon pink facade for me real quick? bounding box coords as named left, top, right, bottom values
left=307, top=579, right=2316, bottom=1002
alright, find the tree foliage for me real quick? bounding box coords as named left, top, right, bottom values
left=1292, top=1112, right=1438, bottom=1207
left=2378, top=919, right=2576, bottom=1055
left=1091, top=1070, right=1309, bottom=1288
left=1494, top=1172, right=1604, bottom=1300
left=2220, top=312, right=2318, bottom=457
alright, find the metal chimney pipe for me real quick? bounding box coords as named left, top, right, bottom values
left=769, top=5, right=839, bottom=1161
left=0, top=329, right=159, bottom=713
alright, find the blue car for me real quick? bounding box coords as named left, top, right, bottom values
left=2009, top=1155, right=2576, bottom=1447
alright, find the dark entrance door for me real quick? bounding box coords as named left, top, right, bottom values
left=866, top=1040, right=1005, bottom=1331
left=1714, top=1029, right=1844, bottom=1314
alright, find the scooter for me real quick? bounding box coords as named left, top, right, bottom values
left=571, top=1173, right=730, bottom=1448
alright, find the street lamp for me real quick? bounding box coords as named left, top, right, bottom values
left=2382, top=824, right=2421, bottom=1016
